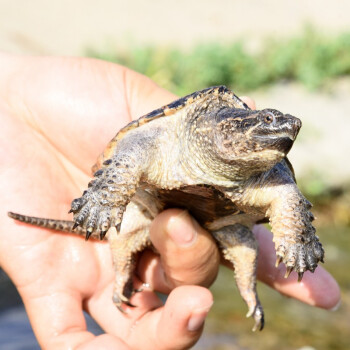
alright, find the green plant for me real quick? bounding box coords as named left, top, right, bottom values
left=87, top=29, right=350, bottom=94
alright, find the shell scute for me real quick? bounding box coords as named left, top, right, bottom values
left=116, top=85, right=245, bottom=141
left=92, top=85, right=247, bottom=172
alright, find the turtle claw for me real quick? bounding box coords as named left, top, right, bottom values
left=99, top=230, right=107, bottom=240
left=134, top=287, right=143, bottom=293
left=250, top=305, right=264, bottom=332
left=246, top=307, right=254, bottom=318
left=114, top=299, right=135, bottom=313
left=275, top=255, right=283, bottom=267
left=124, top=301, right=136, bottom=308
left=252, top=318, right=264, bottom=332
left=275, top=234, right=325, bottom=280
left=116, top=304, right=127, bottom=314
left=284, top=266, right=293, bottom=278
left=298, top=271, right=304, bottom=282
left=113, top=289, right=136, bottom=313
left=246, top=303, right=264, bottom=331
left=134, top=282, right=150, bottom=294
left=85, top=228, right=93, bottom=241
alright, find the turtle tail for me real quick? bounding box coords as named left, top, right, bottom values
left=7, top=211, right=91, bottom=238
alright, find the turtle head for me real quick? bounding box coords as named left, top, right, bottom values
left=209, top=107, right=302, bottom=178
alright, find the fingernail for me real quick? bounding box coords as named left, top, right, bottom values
left=167, top=210, right=198, bottom=247
left=187, top=304, right=213, bottom=332
left=330, top=299, right=341, bottom=311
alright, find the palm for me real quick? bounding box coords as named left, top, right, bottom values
left=0, top=56, right=181, bottom=348
left=1, top=58, right=137, bottom=286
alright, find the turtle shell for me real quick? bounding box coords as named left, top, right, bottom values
left=92, top=86, right=249, bottom=172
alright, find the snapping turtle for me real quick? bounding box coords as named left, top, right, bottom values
left=8, top=86, right=324, bottom=331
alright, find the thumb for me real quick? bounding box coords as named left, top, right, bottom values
left=141, top=209, right=220, bottom=294
left=129, top=286, right=213, bottom=350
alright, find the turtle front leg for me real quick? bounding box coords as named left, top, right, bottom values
left=212, top=224, right=264, bottom=331
left=268, top=186, right=324, bottom=280
left=69, top=152, right=141, bottom=240
left=232, top=162, right=324, bottom=281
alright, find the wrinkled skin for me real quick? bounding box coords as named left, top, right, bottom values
left=0, top=54, right=340, bottom=350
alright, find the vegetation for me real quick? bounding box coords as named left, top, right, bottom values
left=87, top=29, right=350, bottom=95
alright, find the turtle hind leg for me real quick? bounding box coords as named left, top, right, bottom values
left=109, top=227, right=151, bottom=312
left=108, top=200, right=154, bottom=312
left=212, top=224, right=264, bottom=331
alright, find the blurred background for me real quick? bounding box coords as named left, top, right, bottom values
left=1, top=1, right=349, bottom=349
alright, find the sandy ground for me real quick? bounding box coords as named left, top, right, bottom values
left=0, top=0, right=349, bottom=186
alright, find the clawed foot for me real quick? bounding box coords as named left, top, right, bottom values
left=112, top=281, right=148, bottom=313
left=275, top=235, right=325, bottom=281
left=246, top=302, right=264, bottom=331
left=113, top=292, right=136, bottom=313
left=69, top=158, right=139, bottom=239
left=69, top=184, right=123, bottom=240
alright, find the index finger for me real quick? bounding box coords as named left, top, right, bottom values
left=240, top=96, right=256, bottom=110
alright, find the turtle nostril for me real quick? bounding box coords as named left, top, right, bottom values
left=286, top=115, right=302, bottom=140
left=293, top=118, right=302, bottom=136
left=294, top=117, right=302, bottom=129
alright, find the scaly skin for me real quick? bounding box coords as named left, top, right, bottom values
left=213, top=224, right=263, bottom=331
left=8, top=86, right=325, bottom=331
left=228, top=160, right=324, bottom=280
left=7, top=212, right=86, bottom=236
left=108, top=200, right=153, bottom=309
left=70, top=141, right=147, bottom=239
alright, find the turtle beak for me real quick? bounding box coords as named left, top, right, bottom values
left=269, top=115, right=302, bottom=155
left=287, top=115, right=302, bottom=140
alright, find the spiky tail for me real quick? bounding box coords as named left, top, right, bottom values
left=8, top=211, right=88, bottom=237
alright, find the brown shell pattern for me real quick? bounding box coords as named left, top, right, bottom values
left=92, top=86, right=249, bottom=173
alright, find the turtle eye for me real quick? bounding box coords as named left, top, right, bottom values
left=264, top=112, right=275, bottom=124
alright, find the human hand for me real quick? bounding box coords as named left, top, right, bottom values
left=0, top=54, right=340, bottom=349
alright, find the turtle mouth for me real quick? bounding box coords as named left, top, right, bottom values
left=258, top=132, right=294, bottom=140
left=253, top=133, right=295, bottom=155
left=273, top=118, right=302, bottom=141
left=271, top=136, right=294, bottom=154
left=256, top=117, right=301, bottom=142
